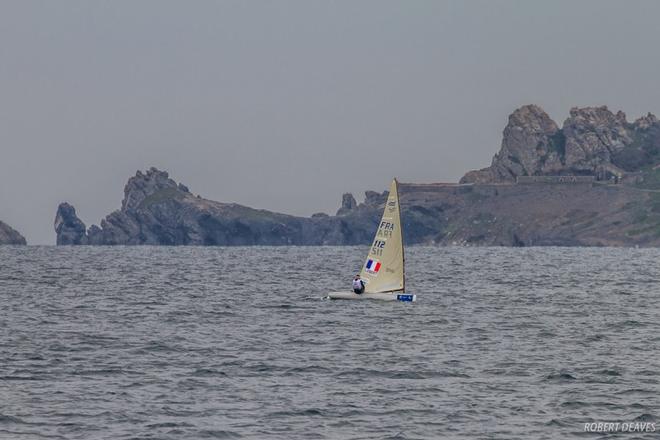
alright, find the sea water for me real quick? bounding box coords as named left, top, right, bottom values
left=1, top=246, right=658, bottom=439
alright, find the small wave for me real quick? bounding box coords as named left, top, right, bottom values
left=269, top=408, right=323, bottom=417
left=466, top=327, right=487, bottom=333
left=633, top=413, right=656, bottom=422
left=335, top=408, right=366, bottom=418
left=199, top=429, right=242, bottom=439
left=146, top=421, right=195, bottom=428
left=206, top=311, right=236, bottom=317
left=390, top=370, right=470, bottom=379
left=0, top=414, right=26, bottom=425
left=382, top=432, right=410, bottom=440
left=615, top=290, right=633, bottom=296
left=132, top=341, right=177, bottom=353
left=243, top=362, right=275, bottom=373
left=260, top=304, right=299, bottom=310
left=616, top=388, right=657, bottom=396
left=73, top=368, right=128, bottom=376
left=334, top=368, right=470, bottom=379
left=190, top=368, right=228, bottom=377
left=0, top=375, right=44, bottom=381
left=560, top=401, right=589, bottom=409
left=0, top=429, right=67, bottom=440
left=613, top=320, right=645, bottom=329
left=284, top=365, right=332, bottom=374
left=25, top=354, right=45, bottom=361
left=50, top=411, right=117, bottom=420
left=560, top=401, right=618, bottom=409
left=425, top=319, right=448, bottom=325
left=584, top=334, right=606, bottom=342
left=545, top=372, right=577, bottom=382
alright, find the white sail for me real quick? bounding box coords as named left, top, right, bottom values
left=359, top=179, right=405, bottom=293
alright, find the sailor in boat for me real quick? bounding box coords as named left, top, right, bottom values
left=352, top=275, right=365, bottom=294
left=326, top=178, right=415, bottom=302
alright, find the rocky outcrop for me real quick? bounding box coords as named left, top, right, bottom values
left=336, top=193, right=357, bottom=215
left=462, top=105, right=563, bottom=183
left=55, top=167, right=379, bottom=246
left=461, top=105, right=660, bottom=183
left=364, top=190, right=389, bottom=206
left=611, top=113, right=660, bottom=172
left=562, top=107, right=631, bottom=171
left=0, top=220, right=26, bottom=245
left=55, top=203, right=88, bottom=245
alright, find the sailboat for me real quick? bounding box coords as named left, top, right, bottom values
left=327, top=179, right=416, bottom=302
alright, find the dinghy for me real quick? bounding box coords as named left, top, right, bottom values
left=327, top=179, right=416, bottom=302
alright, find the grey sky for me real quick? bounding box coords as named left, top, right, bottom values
left=2, top=0, right=660, bottom=244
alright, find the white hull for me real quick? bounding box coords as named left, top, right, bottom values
left=326, top=291, right=416, bottom=302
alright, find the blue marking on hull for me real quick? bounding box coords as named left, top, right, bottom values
left=396, top=294, right=415, bottom=302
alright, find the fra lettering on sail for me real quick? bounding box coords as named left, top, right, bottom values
left=377, top=222, right=395, bottom=238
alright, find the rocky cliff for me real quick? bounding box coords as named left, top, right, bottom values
left=55, top=166, right=660, bottom=247
left=55, top=167, right=382, bottom=246
left=0, top=220, right=26, bottom=245
left=461, top=105, right=660, bottom=183
left=54, top=104, right=660, bottom=248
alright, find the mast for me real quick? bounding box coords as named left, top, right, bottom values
left=396, top=178, right=405, bottom=293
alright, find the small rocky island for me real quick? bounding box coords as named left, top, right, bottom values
left=55, top=105, right=660, bottom=247
left=0, top=220, right=26, bottom=245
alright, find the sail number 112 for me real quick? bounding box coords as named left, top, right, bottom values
left=371, top=240, right=386, bottom=256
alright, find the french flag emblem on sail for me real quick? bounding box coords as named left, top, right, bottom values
left=365, top=259, right=381, bottom=273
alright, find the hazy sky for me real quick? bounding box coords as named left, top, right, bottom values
left=2, top=1, right=660, bottom=244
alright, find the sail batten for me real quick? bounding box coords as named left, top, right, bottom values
left=359, top=179, right=405, bottom=293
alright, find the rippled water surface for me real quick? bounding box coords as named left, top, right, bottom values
left=1, top=246, right=659, bottom=439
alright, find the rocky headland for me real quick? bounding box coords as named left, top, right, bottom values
left=55, top=168, right=381, bottom=246
left=55, top=105, right=660, bottom=247
left=0, top=220, right=26, bottom=245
